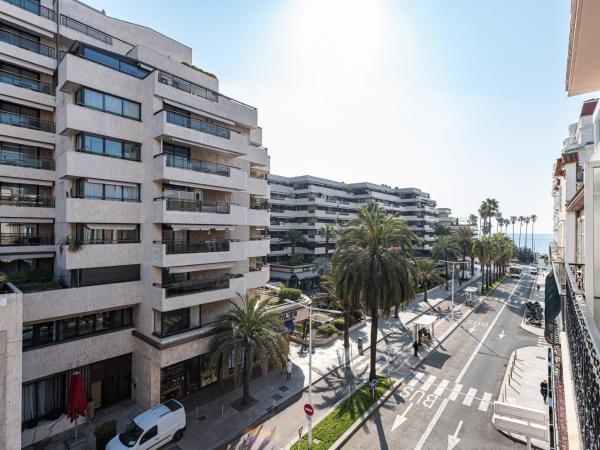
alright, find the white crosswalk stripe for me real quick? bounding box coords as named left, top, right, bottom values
left=421, top=375, right=436, bottom=393
left=408, top=372, right=425, bottom=387
left=433, top=379, right=450, bottom=397
left=462, top=387, right=477, bottom=406
left=478, top=392, right=492, bottom=411
left=448, top=383, right=462, bottom=401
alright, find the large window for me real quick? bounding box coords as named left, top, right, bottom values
left=75, top=223, right=139, bottom=244
left=77, top=133, right=140, bottom=161
left=0, top=141, right=54, bottom=170
left=76, top=87, right=140, bottom=120
left=74, top=179, right=140, bottom=202
left=74, top=44, right=149, bottom=79
left=23, top=308, right=133, bottom=350
left=154, top=308, right=191, bottom=337
left=71, top=264, right=140, bottom=287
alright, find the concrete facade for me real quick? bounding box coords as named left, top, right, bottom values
left=0, top=1, right=270, bottom=447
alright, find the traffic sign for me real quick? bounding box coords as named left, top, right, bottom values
left=370, top=379, right=378, bottom=390
left=304, top=403, right=314, bottom=416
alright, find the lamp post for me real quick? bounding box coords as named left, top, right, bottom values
left=437, top=260, right=469, bottom=320
left=282, top=299, right=341, bottom=450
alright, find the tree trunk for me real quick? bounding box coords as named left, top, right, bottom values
left=242, top=346, right=251, bottom=405
left=470, top=251, right=475, bottom=278
left=369, top=305, right=378, bottom=382
left=394, top=304, right=399, bottom=319
left=343, top=309, right=350, bottom=348
left=462, top=249, right=466, bottom=280
left=424, top=284, right=428, bottom=302
left=445, top=263, right=449, bottom=290
left=325, top=237, right=329, bottom=257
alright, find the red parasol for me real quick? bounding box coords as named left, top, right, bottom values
left=66, top=372, right=87, bottom=440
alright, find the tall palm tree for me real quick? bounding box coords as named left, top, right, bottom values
left=280, top=229, right=307, bottom=256
left=321, top=224, right=336, bottom=257
left=413, top=258, right=444, bottom=305
left=478, top=203, right=490, bottom=236
left=432, top=235, right=460, bottom=289
left=333, top=203, right=416, bottom=382
left=210, top=295, right=287, bottom=406
left=453, top=225, right=475, bottom=280
left=524, top=217, right=531, bottom=249
left=530, top=214, right=537, bottom=253
left=496, top=213, right=503, bottom=233
left=518, top=216, right=525, bottom=248
left=313, top=275, right=354, bottom=352
left=510, top=216, right=517, bottom=243
left=469, top=214, right=478, bottom=227
left=473, top=237, right=493, bottom=290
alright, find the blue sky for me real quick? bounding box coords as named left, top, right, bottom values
left=85, top=0, right=587, bottom=233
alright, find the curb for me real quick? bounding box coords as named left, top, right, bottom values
left=215, top=275, right=482, bottom=450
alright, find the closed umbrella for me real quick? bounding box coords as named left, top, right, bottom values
left=66, top=372, right=87, bottom=443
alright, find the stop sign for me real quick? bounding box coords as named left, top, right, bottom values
left=304, top=403, right=314, bottom=416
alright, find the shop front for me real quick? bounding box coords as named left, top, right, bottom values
left=160, top=353, right=219, bottom=403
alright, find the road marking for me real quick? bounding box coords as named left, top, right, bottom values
left=448, top=383, right=462, bottom=401
left=478, top=392, right=492, bottom=411
left=462, top=387, right=477, bottom=406
left=433, top=379, right=450, bottom=397
left=408, top=372, right=425, bottom=387
left=414, top=277, right=527, bottom=450
left=447, top=420, right=463, bottom=450
left=421, top=375, right=437, bottom=392
left=391, top=403, right=413, bottom=431
left=499, top=329, right=505, bottom=339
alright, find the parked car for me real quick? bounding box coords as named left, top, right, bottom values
left=107, top=399, right=186, bottom=450
left=530, top=266, right=538, bottom=276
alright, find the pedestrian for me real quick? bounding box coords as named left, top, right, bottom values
left=537, top=284, right=540, bottom=292
left=413, top=341, right=419, bottom=357
left=286, top=358, right=292, bottom=380
left=540, top=379, right=548, bottom=403
left=358, top=337, right=364, bottom=356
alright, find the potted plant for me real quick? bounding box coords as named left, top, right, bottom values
left=58, top=236, right=82, bottom=253
left=94, top=419, right=117, bottom=450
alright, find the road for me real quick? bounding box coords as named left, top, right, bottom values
left=344, top=274, right=538, bottom=450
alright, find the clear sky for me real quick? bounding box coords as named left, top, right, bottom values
left=85, top=0, right=590, bottom=233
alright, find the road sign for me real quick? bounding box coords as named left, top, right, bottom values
left=370, top=379, right=378, bottom=390
left=304, top=403, right=314, bottom=416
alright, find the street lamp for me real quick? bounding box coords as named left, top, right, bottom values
left=437, top=260, right=470, bottom=320
left=282, top=299, right=342, bottom=450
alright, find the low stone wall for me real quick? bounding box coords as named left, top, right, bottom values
left=289, top=320, right=367, bottom=347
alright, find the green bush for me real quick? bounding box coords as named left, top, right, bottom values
left=278, top=287, right=302, bottom=301
left=317, top=323, right=338, bottom=338
left=94, top=419, right=117, bottom=450
left=333, top=317, right=345, bottom=331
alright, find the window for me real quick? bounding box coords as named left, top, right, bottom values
left=76, top=87, right=141, bottom=120
left=77, top=133, right=140, bottom=162
left=75, top=179, right=140, bottom=202
left=77, top=44, right=149, bottom=78
left=156, top=308, right=191, bottom=337
left=75, top=224, right=140, bottom=244
left=140, top=426, right=157, bottom=444
left=71, top=264, right=140, bottom=287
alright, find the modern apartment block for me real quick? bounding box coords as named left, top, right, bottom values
left=269, top=174, right=437, bottom=263
left=0, top=1, right=270, bottom=447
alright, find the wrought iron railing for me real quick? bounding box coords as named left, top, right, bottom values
left=158, top=71, right=219, bottom=102
left=570, top=263, right=584, bottom=291
left=564, top=263, right=600, bottom=450
left=2, top=0, right=55, bottom=20
left=60, top=15, right=112, bottom=44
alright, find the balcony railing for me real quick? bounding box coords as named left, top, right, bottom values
left=60, top=15, right=112, bottom=44
left=162, top=197, right=231, bottom=214
left=0, top=28, right=55, bottom=58
left=0, top=69, right=54, bottom=95
left=0, top=151, right=54, bottom=170
left=158, top=71, right=219, bottom=102
left=564, top=263, right=600, bottom=450
left=159, top=239, right=232, bottom=255
left=156, top=273, right=243, bottom=298
left=159, top=153, right=230, bottom=176
left=0, top=233, right=54, bottom=246
left=0, top=194, right=53, bottom=207
left=165, top=110, right=231, bottom=139
left=0, top=111, right=54, bottom=133
left=2, top=0, right=56, bottom=20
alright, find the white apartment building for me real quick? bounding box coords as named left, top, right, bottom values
left=269, top=174, right=437, bottom=263
left=0, top=1, right=270, bottom=447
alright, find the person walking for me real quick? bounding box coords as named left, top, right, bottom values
left=413, top=341, right=419, bottom=357
left=357, top=337, right=364, bottom=356
left=540, top=379, right=548, bottom=403
left=285, top=358, right=292, bottom=380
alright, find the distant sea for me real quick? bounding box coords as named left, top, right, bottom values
left=505, top=233, right=553, bottom=254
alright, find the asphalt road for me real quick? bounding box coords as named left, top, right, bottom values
left=344, top=274, right=538, bottom=450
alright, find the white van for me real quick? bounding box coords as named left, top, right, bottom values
left=107, top=399, right=186, bottom=450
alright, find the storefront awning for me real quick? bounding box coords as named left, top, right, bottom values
left=545, top=271, right=561, bottom=344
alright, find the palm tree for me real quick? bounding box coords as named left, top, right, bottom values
left=313, top=275, right=354, bottom=351
left=518, top=216, right=525, bottom=248
left=210, top=295, right=288, bottom=406
left=413, top=258, right=444, bottom=305
left=530, top=214, right=537, bottom=253
left=333, top=203, right=416, bottom=382
left=321, top=224, right=336, bottom=257
left=434, top=224, right=451, bottom=237
left=510, top=216, right=517, bottom=243
left=280, top=229, right=307, bottom=256
left=473, top=237, right=492, bottom=290
left=478, top=203, right=490, bottom=236
left=453, top=225, right=475, bottom=280
left=469, top=214, right=478, bottom=227
left=496, top=213, right=503, bottom=233
left=524, top=217, right=531, bottom=249
left=432, top=235, right=460, bottom=289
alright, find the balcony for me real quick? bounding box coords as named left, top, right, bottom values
left=0, top=151, right=54, bottom=171
left=153, top=273, right=246, bottom=311
left=563, top=262, right=600, bottom=450
left=155, top=110, right=249, bottom=157
left=0, top=193, right=53, bottom=208
left=247, top=177, right=269, bottom=196
left=57, top=150, right=142, bottom=184
left=248, top=206, right=270, bottom=227
left=246, top=266, right=270, bottom=289
left=61, top=242, right=141, bottom=270
left=155, top=72, right=258, bottom=129
left=0, top=68, right=53, bottom=95
left=247, top=238, right=270, bottom=258
left=65, top=197, right=141, bottom=223
left=2, top=0, right=55, bottom=20
left=0, top=233, right=53, bottom=246
left=0, top=110, right=54, bottom=133
left=152, top=239, right=246, bottom=267
left=155, top=197, right=247, bottom=226
left=153, top=153, right=247, bottom=191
